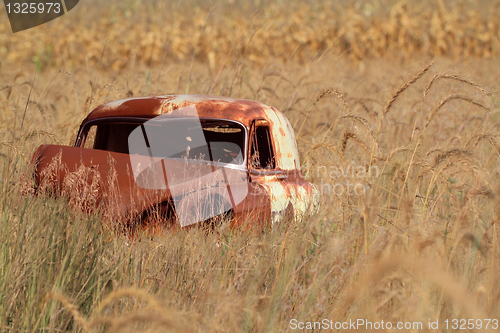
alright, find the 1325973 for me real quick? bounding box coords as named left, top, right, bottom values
left=444, top=319, right=498, bottom=330
left=5, top=2, right=61, bottom=14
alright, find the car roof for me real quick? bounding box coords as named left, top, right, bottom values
left=83, top=95, right=277, bottom=128
left=82, top=94, right=302, bottom=170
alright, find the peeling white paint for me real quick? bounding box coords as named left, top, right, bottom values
left=261, top=108, right=300, bottom=170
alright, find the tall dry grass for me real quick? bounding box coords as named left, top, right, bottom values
left=1, top=0, right=500, bottom=70
left=2, top=0, right=500, bottom=331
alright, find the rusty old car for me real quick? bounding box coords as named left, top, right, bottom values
left=31, top=95, right=319, bottom=232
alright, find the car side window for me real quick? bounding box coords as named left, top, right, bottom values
left=83, top=125, right=97, bottom=149
left=250, top=126, right=275, bottom=169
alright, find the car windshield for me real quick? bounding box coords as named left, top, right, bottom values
left=84, top=118, right=246, bottom=165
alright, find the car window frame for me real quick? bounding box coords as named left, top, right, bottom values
left=76, top=116, right=249, bottom=167
left=247, top=118, right=281, bottom=175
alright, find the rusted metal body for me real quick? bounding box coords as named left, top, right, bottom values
left=32, top=95, right=319, bottom=231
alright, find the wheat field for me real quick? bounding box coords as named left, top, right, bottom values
left=2, top=0, right=500, bottom=332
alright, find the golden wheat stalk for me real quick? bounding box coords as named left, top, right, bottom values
left=44, top=292, right=91, bottom=333
left=424, top=74, right=492, bottom=98
left=384, top=61, right=434, bottom=117
left=297, top=89, right=351, bottom=139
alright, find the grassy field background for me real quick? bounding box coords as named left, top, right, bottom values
left=2, top=0, right=500, bottom=331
